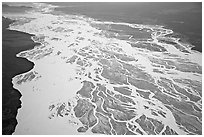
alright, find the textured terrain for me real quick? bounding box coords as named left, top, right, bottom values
left=3, top=3, right=202, bottom=135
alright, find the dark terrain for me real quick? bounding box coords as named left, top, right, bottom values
left=2, top=17, right=38, bottom=134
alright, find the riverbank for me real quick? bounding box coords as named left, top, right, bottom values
left=2, top=17, right=39, bottom=134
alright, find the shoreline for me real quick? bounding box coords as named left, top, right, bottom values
left=2, top=17, right=39, bottom=134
